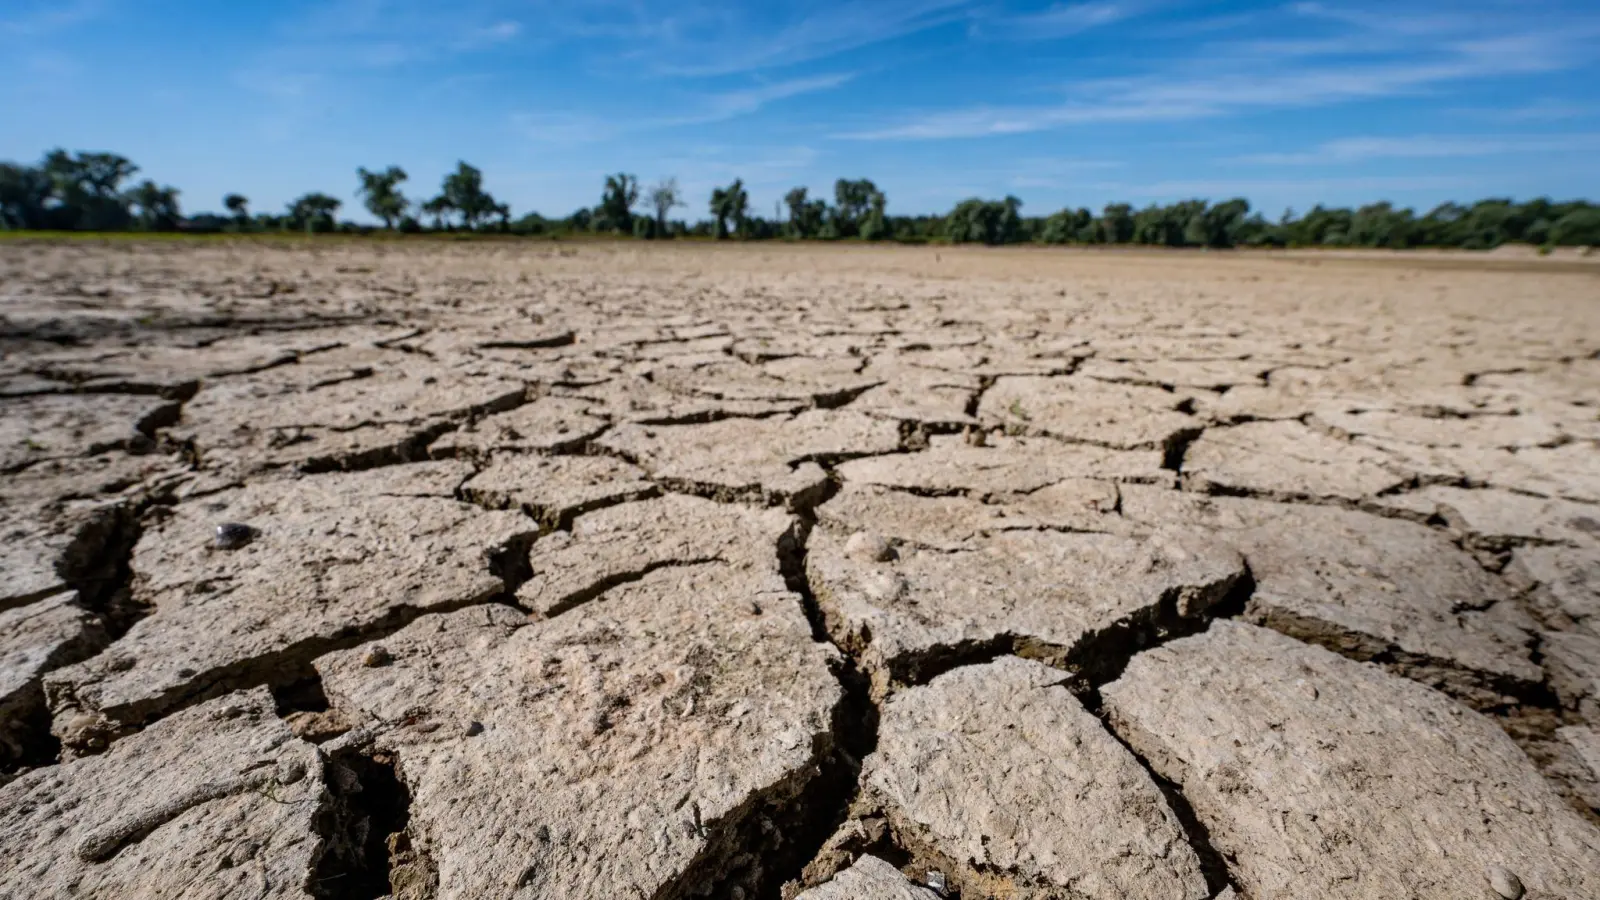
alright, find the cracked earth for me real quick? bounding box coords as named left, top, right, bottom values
left=2, top=240, right=1599, bottom=899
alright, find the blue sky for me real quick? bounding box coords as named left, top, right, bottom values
left=4, top=0, right=1598, bottom=221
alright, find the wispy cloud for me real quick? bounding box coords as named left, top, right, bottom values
left=648, top=0, right=974, bottom=76
left=836, top=10, right=1596, bottom=140
left=834, top=100, right=1191, bottom=140
left=3, top=50, right=82, bottom=100
left=420, top=71, right=498, bottom=100
left=1147, top=11, right=1263, bottom=38
left=233, top=70, right=323, bottom=102
left=665, top=73, right=855, bottom=125
left=223, top=0, right=530, bottom=141
left=453, top=19, right=521, bottom=51
left=973, top=2, right=1142, bottom=40
left=1006, top=158, right=1124, bottom=189
left=515, top=72, right=854, bottom=143
left=1121, top=174, right=1475, bottom=199
left=512, top=112, right=622, bottom=145
left=1454, top=99, right=1595, bottom=123
left=1286, top=2, right=1473, bottom=38
left=261, top=0, right=528, bottom=72
left=0, top=0, right=103, bottom=37
left=1236, top=133, right=1600, bottom=165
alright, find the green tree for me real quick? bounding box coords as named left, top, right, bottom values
left=40, top=149, right=139, bottom=229
left=127, top=180, right=182, bottom=230
left=512, top=212, right=549, bottom=236
left=598, top=173, right=640, bottom=233
left=565, top=207, right=593, bottom=232
left=224, top=193, right=249, bottom=228
left=710, top=179, right=748, bottom=239
left=710, top=186, right=728, bottom=238
left=1550, top=208, right=1600, bottom=246
left=1194, top=198, right=1250, bottom=248
left=944, top=196, right=1023, bottom=245
left=1234, top=213, right=1285, bottom=247
left=1099, top=203, right=1135, bottom=244
left=860, top=188, right=888, bottom=241
left=0, top=163, right=52, bottom=229
left=1525, top=216, right=1554, bottom=246
left=1347, top=202, right=1416, bottom=248
left=1414, top=202, right=1465, bottom=246
left=420, top=195, right=452, bottom=230
left=1041, top=207, right=1094, bottom=244
left=430, top=162, right=501, bottom=230
left=831, top=178, right=879, bottom=237
left=784, top=186, right=829, bottom=238
left=1289, top=205, right=1354, bottom=246
left=784, top=187, right=808, bottom=237
left=356, top=165, right=409, bottom=228
left=287, top=192, right=341, bottom=233
left=648, top=178, right=683, bottom=238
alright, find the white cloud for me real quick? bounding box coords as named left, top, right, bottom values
left=514, top=72, right=854, bottom=143
left=1122, top=174, right=1474, bottom=198
left=482, top=20, right=520, bottom=41
left=454, top=19, right=521, bottom=50
left=648, top=0, right=974, bottom=76
left=260, top=1, right=533, bottom=72
left=835, top=100, right=1197, bottom=139
left=420, top=71, right=497, bottom=99
left=1236, top=133, right=1600, bottom=165
left=976, top=1, right=1140, bottom=39
left=1006, top=158, right=1125, bottom=189
left=1455, top=99, right=1595, bottom=123
left=1286, top=2, right=1473, bottom=38
left=667, top=73, right=855, bottom=125
left=0, top=0, right=102, bottom=37
left=233, top=70, right=323, bottom=101
left=835, top=16, right=1593, bottom=141
left=511, top=112, right=622, bottom=145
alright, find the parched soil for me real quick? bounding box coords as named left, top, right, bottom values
left=2, top=239, right=1599, bottom=899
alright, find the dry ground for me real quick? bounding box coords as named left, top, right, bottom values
left=2, top=239, right=1599, bottom=899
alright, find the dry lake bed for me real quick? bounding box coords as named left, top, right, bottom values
left=2, top=239, right=1599, bottom=899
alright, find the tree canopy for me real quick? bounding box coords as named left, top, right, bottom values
left=647, top=178, right=683, bottom=239
left=598, top=173, right=640, bottom=234
left=427, top=162, right=504, bottom=230
left=287, top=193, right=341, bottom=233
left=356, top=166, right=409, bottom=229
left=784, top=187, right=827, bottom=239
left=2, top=147, right=1596, bottom=251
left=710, top=179, right=749, bottom=239
left=128, top=180, right=182, bottom=231
left=944, top=196, right=1023, bottom=246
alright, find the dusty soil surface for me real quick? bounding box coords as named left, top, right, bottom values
left=2, top=239, right=1598, bottom=899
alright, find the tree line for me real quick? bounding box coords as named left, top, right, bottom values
left=3, top=148, right=1598, bottom=249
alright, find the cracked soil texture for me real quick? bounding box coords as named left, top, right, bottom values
left=1, top=240, right=1598, bottom=899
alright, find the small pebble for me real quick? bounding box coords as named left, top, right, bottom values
left=925, top=870, right=947, bottom=896
left=362, top=645, right=393, bottom=667
left=845, top=531, right=894, bottom=562
left=214, top=522, right=255, bottom=550
left=1487, top=865, right=1524, bottom=900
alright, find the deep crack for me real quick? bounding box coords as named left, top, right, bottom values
left=315, top=745, right=434, bottom=900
